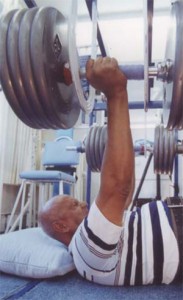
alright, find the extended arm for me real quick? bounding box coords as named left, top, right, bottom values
left=86, top=57, right=135, bottom=226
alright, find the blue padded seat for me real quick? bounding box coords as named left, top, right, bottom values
left=20, top=171, right=76, bottom=183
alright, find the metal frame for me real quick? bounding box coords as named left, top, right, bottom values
left=85, top=0, right=107, bottom=57
left=94, top=100, right=162, bottom=111
left=24, top=0, right=37, bottom=8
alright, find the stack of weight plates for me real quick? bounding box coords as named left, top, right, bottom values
left=85, top=125, right=107, bottom=172
left=154, top=124, right=176, bottom=174
left=0, top=7, right=80, bottom=129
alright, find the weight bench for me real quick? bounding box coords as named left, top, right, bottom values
left=5, top=137, right=80, bottom=233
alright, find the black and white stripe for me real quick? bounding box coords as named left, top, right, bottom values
left=80, top=226, right=115, bottom=259
left=70, top=201, right=179, bottom=286
left=120, top=201, right=179, bottom=285
left=84, top=217, right=118, bottom=251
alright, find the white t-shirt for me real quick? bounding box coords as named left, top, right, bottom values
left=69, top=200, right=179, bottom=286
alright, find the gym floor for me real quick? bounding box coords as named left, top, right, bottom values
left=0, top=270, right=182, bottom=300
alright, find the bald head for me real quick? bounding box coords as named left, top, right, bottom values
left=39, top=194, right=71, bottom=218
left=38, top=195, right=88, bottom=245
left=38, top=195, right=72, bottom=238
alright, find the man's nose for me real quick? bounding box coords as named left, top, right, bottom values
left=80, top=202, right=87, bottom=208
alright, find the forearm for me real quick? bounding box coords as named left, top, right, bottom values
left=101, top=90, right=134, bottom=198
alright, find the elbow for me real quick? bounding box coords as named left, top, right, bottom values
left=118, top=180, right=133, bottom=200
left=112, top=174, right=134, bottom=201
left=114, top=169, right=135, bottom=207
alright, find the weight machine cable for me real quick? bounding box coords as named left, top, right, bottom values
left=131, top=152, right=153, bottom=211
left=24, top=0, right=37, bottom=8
left=85, top=0, right=107, bottom=57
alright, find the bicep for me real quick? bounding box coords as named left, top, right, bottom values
left=96, top=174, right=134, bottom=226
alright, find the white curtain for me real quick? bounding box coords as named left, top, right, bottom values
left=0, top=0, right=42, bottom=223
left=0, top=93, right=41, bottom=184
left=0, top=0, right=26, bottom=15
left=0, top=91, right=41, bottom=213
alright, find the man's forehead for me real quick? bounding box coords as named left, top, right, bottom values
left=58, top=196, right=75, bottom=206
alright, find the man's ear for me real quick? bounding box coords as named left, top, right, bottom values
left=52, top=221, right=69, bottom=233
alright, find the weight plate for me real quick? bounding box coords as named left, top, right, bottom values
left=18, top=8, right=55, bottom=129
left=43, top=7, right=81, bottom=129
left=7, top=9, right=42, bottom=129
left=91, top=125, right=97, bottom=171
left=94, top=126, right=102, bottom=172
left=163, top=1, right=183, bottom=129
left=91, top=125, right=96, bottom=171
left=90, top=126, right=97, bottom=172
left=168, top=129, right=176, bottom=174
left=90, top=126, right=98, bottom=172
left=86, top=126, right=94, bottom=171
left=68, top=2, right=94, bottom=113
left=158, top=125, right=164, bottom=173
left=30, top=7, right=63, bottom=127
left=154, top=125, right=160, bottom=174
left=98, top=126, right=104, bottom=166
left=85, top=128, right=92, bottom=171
left=0, top=10, right=33, bottom=127
left=163, top=128, right=170, bottom=174
left=99, top=125, right=107, bottom=167
left=96, top=126, right=103, bottom=171
left=30, top=7, right=80, bottom=129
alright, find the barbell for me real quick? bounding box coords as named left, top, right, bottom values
left=68, top=124, right=183, bottom=175
left=0, top=2, right=183, bottom=129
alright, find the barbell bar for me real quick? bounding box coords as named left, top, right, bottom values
left=79, top=62, right=171, bottom=81
left=0, top=2, right=183, bottom=129
left=67, top=124, right=183, bottom=175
